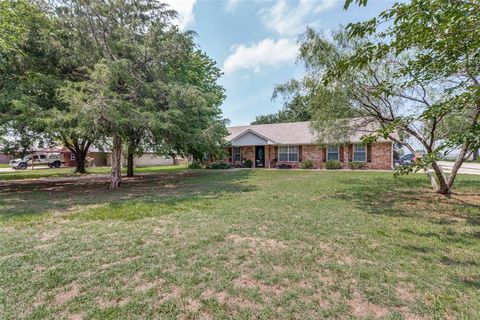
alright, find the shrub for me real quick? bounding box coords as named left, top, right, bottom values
left=349, top=161, right=366, bottom=170
left=188, top=160, right=203, bottom=169
left=277, top=163, right=292, bottom=169
left=325, top=160, right=341, bottom=170
left=206, top=161, right=233, bottom=169
left=243, top=159, right=253, bottom=168
left=300, top=159, right=315, bottom=169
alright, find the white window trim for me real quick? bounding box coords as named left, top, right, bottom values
left=353, top=144, right=367, bottom=162
left=233, top=147, right=241, bottom=161
left=278, top=145, right=299, bottom=162
left=70, top=153, right=76, bottom=161
left=327, top=146, right=340, bottom=161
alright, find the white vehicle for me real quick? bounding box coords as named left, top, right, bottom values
left=9, top=153, right=65, bottom=170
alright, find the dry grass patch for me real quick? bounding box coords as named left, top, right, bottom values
left=54, top=282, right=81, bottom=305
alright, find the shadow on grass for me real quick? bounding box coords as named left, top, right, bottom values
left=330, top=174, right=480, bottom=226
left=0, top=169, right=256, bottom=221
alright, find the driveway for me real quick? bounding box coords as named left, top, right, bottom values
left=438, top=161, right=480, bottom=175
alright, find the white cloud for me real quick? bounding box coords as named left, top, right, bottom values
left=223, top=38, right=299, bottom=74
left=225, top=0, right=241, bottom=11
left=163, top=0, right=197, bottom=30
left=260, top=0, right=338, bottom=36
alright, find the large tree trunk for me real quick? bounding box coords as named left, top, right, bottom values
left=64, top=138, right=91, bottom=174
left=429, top=160, right=449, bottom=194
left=74, top=150, right=87, bottom=174
left=110, top=135, right=122, bottom=189
left=126, top=140, right=135, bottom=177
left=444, top=143, right=470, bottom=192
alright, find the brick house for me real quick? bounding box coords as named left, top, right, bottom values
left=225, top=121, right=393, bottom=170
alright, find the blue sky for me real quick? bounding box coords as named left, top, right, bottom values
left=165, top=0, right=397, bottom=126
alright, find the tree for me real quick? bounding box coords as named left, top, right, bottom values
left=342, top=0, right=480, bottom=194
left=0, top=0, right=98, bottom=173
left=57, top=0, right=227, bottom=187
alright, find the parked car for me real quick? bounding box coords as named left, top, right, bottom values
left=9, top=153, right=65, bottom=170
left=394, top=153, right=425, bottom=167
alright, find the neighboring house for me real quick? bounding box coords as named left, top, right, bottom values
left=225, top=121, right=393, bottom=170
left=0, top=152, right=11, bottom=164
left=32, top=146, right=108, bottom=167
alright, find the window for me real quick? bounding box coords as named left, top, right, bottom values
left=327, top=146, right=339, bottom=161
left=70, top=153, right=76, bottom=161
left=278, top=145, right=299, bottom=162
left=353, top=144, right=366, bottom=162
left=233, top=147, right=241, bottom=161
left=40, top=154, right=46, bottom=159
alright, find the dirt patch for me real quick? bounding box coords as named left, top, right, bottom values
left=348, top=292, right=389, bottom=318
left=134, top=278, right=165, bottom=293
left=96, top=296, right=129, bottom=309
left=232, top=273, right=284, bottom=296
left=99, top=256, right=139, bottom=270
left=157, top=286, right=182, bottom=305
left=226, top=234, right=287, bottom=250
left=54, top=283, right=80, bottom=304
left=396, top=282, right=416, bottom=302
left=0, top=252, right=24, bottom=261
left=186, top=298, right=201, bottom=312
left=201, top=288, right=259, bottom=310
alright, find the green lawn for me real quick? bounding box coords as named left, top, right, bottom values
left=0, top=165, right=185, bottom=180
left=1, top=169, right=479, bottom=319
left=0, top=163, right=10, bottom=168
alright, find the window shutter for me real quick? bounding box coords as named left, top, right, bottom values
left=274, top=146, right=278, bottom=160
left=349, top=144, right=353, bottom=162
left=339, top=146, right=344, bottom=162
left=298, top=145, right=302, bottom=162
left=229, top=147, right=232, bottom=162
left=322, top=148, right=327, bottom=162
left=367, top=144, right=372, bottom=162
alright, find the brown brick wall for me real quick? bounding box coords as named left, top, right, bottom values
left=301, top=145, right=324, bottom=168
left=365, top=142, right=392, bottom=170
left=225, top=142, right=392, bottom=170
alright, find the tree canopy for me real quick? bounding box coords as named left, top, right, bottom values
left=0, top=0, right=227, bottom=187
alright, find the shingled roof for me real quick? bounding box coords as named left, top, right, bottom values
left=227, top=120, right=390, bottom=145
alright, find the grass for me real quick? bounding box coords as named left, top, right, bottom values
left=1, top=169, right=479, bottom=319
left=0, top=165, right=185, bottom=180
left=0, top=163, right=10, bottom=168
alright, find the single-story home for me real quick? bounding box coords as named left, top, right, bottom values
left=0, top=152, right=11, bottom=164
left=225, top=121, right=393, bottom=170
left=31, top=146, right=186, bottom=167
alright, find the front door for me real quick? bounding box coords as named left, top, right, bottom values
left=255, top=146, right=265, bottom=168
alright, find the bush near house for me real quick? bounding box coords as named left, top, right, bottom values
left=243, top=159, right=253, bottom=168
left=300, top=159, right=315, bottom=169
left=206, top=162, right=234, bottom=169
left=188, top=160, right=203, bottom=169
left=349, top=161, right=366, bottom=170
left=325, top=160, right=342, bottom=169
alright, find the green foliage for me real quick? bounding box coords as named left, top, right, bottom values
left=188, top=160, right=203, bottom=169
left=300, top=159, right=315, bottom=169
left=0, top=0, right=49, bottom=53
left=349, top=161, right=366, bottom=170
left=243, top=159, right=253, bottom=168
left=325, top=160, right=341, bottom=170
left=206, top=161, right=233, bottom=170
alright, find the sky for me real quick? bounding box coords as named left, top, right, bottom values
left=165, top=0, right=397, bottom=126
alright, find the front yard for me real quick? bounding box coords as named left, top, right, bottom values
left=1, top=169, right=479, bottom=319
